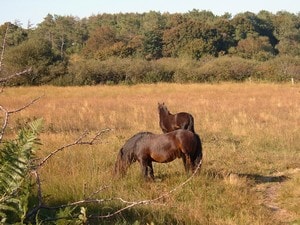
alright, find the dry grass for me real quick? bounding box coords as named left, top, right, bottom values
left=1, top=83, right=299, bottom=224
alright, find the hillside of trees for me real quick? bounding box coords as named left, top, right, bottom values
left=0, top=10, right=299, bottom=85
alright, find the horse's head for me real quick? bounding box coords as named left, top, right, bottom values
left=158, top=102, right=169, bottom=115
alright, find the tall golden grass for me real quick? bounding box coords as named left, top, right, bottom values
left=1, top=83, right=299, bottom=224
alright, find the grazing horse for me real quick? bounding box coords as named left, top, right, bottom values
left=158, top=102, right=195, bottom=133
left=114, top=129, right=202, bottom=180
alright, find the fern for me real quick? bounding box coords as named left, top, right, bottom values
left=0, top=118, right=42, bottom=224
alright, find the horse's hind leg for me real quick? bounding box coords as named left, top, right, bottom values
left=181, top=155, right=189, bottom=173
left=183, top=154, right=193, bottom=173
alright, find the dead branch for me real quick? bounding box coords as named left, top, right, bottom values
left=0, top=23, right=32, bottom=84
left=25, top=121, right=202, bottom=223
left=0, top=23, right=9, bottom=72
left=0, top=67, right=32, bottom=84
left=0, top=95, right=44, bottom=142
left=37, top=128, right=111, bottom=167
left=32, top=160, right=202, bottom=220
left=25, top=129, right=111, bottom=221
left=93, top=159, right=202, bottom=219
left=27, top=160, right=202, bottom=222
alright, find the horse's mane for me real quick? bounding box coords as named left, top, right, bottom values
left=115, top=132, right=153, bottom=176
left=122, top=132, right=152, bottom=154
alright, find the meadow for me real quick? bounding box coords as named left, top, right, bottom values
left=1, top=83, right=300, bottom=224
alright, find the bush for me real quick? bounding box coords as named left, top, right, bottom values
left=67, top=58, right=174, bottom=85
left=255, top=56, right=300, bottom=82
left=63, top=55, right=299, bottom=85
left=195, top=56, right=257, bottom=82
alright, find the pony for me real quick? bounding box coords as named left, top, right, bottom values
left=114, top=129, right=202, bottom=180
left=158, top=102, right=195, bottom=133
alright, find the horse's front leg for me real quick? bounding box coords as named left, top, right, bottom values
left=148, top=162, right=154, bottom=180
left=140, top=159, right=149, bottom=179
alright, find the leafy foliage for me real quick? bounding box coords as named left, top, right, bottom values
left=0, top=10, right=299, bottom=85
left=0, top=119, right=42, bottom=224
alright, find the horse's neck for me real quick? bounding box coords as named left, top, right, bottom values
left=159, top=109, right=173, bottom=120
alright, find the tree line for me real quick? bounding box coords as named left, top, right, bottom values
left=0, top=10, right=299, bottom=85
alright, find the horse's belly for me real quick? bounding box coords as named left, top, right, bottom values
left=150, top=151, right=180, bottom=163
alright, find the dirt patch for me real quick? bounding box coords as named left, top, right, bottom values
left=230, top=168, right=300, bottom=224
left=258, top=168, right=300, bottom=223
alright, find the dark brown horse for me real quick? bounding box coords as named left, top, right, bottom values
left=158, top=102, right=195, bottom=133
left=114, top=129, right=202, bottom=180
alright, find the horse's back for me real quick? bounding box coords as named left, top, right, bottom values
left=172, top=129, right=199, bottom=152
left=175, top=112, right=195, bottom=132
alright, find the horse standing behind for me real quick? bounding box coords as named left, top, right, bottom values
left=114, top=129, right=202, bottom=180
left=158, top=102, right=195, bottom=133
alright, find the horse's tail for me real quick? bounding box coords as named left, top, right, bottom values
left=193, top=133, right=203, bottom=173
left=187, top=115, right=195, bottom=133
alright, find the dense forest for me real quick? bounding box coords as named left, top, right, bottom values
left=0, top=10, right=299, bottom=85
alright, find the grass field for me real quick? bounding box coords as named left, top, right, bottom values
left=1, top=83, right=300, bottom=224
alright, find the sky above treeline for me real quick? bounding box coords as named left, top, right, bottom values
left=1, top=0, right=299, bottom=27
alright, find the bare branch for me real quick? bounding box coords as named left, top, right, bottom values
left=0, top=105, right=9, bottom=142
left=37, top=128, right=111, bottom=167
left=0, top=68, right=32, bottom=84
left=26, top=127, right=201, bottom=222
left=0, top=23, right=9, bottom=72
left=38, top=160, right=202, bottom=220
left=0, top=95, right=44, bottom=142
left=26, top=129, right=111, bottom=221
left=93, top=160, right=202, bottom=219
left=8, top=94, right=43, bottom=114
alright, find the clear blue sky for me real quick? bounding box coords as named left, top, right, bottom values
left=1, top=0, right=299, bottom=27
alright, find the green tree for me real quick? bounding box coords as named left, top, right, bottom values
left=0, top=22, right=28, bottom=47
left=4, top=38, right=65, bottom=85
left=212, top=17, right=236, bottom=54
left=141, top=11, right=165, bottom=32
left=235, top=35, right=275, bottom=60
left=35, top=14, right=88, bottom=57
left=231, top=11, right=277, bottom=45
left=83, top=26, right=117, bottom=59
left=143, top=30, right=163, bottom=60
left=272, top=11, right=300, bottom=56
left=185, top=9, right=216, bottom=23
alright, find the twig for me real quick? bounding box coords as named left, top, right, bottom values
left=27, top=130, right=201, bottom=222
left=0, top=105, right=8, bottom=142
left=86, top=185, right=110, bottom=199
left=0, top=68, right=32, bottom=84
left=0, top=95, right=43, bottom=142
left=26, top=129, right=111, bottom=221
left=0, top=23, right=9, bottom=72
left=91, top=159, right=202, bottom=219
left=7, top=94, right=43, bottom=114
left=37, top=160, right=202, bottom=219
left=37, top=128, right=111, bottom=167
